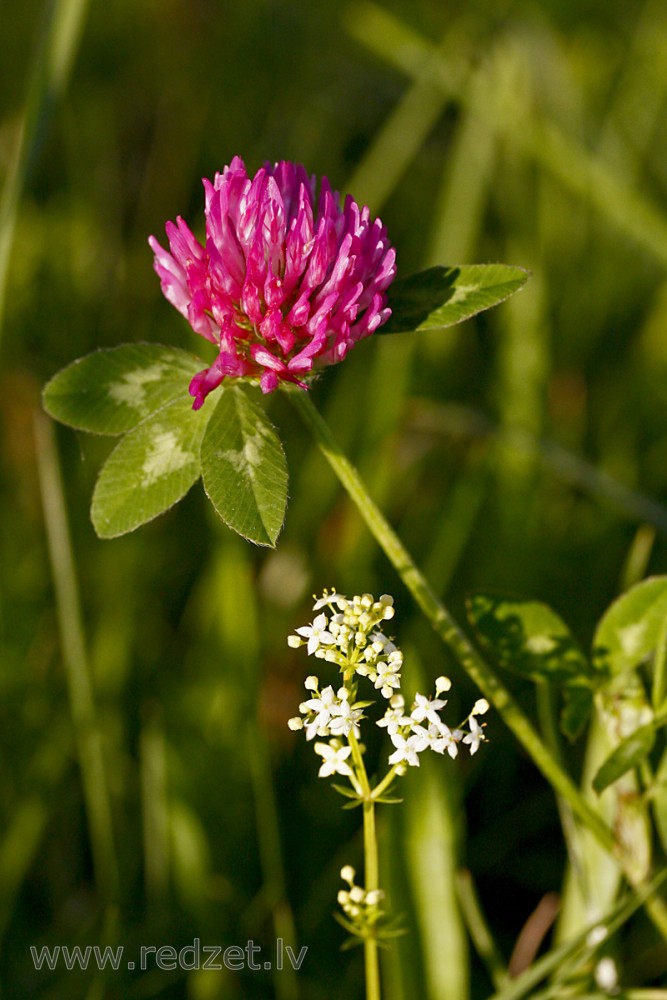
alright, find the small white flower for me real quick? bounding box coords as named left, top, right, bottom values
left=388, top=733, right=425, bottom=767
left=428, top=723, right=459, bottom=758
left=301, top=685, right=337, bottom=739
left=377, top=707, right=411, bottom=736
left=410, top=693, right=447, bottom=727
left=340, top=865, right=356, bottom=883
left=329, top=699, right=363, bottom=739
left=313, top=591, right=345, bottom=611
left=587, top=926, right=607, bottom=947
left=435, top=676, right=452, bottom=695
left=462, top=715, right=485, bottom=755
left=304, top=675, right=319, bottom=691
left=370, top=631, right=397, bottom=654
left=287, top=717, right=303, bottom=731
left=472, top=698, right=490, bottom=716
left=375, top=659, right=401, bottom=695
left=595, top=957, right=619, bottom=994
left=314, top=742, right=353, bottom=778
left=295, top=613, right=335, bottom=655
left=407, top=724, right=431, bottom=752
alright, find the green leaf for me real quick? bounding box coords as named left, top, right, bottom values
left=593, top=576, right=667, bottom=675
left=466, top=593, right=591, bottom=684
left=380, top=264, right=530, bottom=335
left=91, top=397, right=211, bottom=537
left=592, top=723, right=656, bottom=794
left=331, top=784, right=362, bottom=801
left=561, top=685, right=594, bottom=742
left=467, top=593, right=593, bottom=740
left=200, top=386, right=288, bottom=547
left=43, top=343, right=203, bottom=435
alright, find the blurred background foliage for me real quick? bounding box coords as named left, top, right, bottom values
left=3, top=0, right=667, bottom=997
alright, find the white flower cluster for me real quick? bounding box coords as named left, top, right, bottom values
left=288, top=591, right=396, bottom=693
left=337, top=865, right=385, bottom=924
left=378, top=684, right=489, bottom=774
left=288, top=590, right=489, bottom=777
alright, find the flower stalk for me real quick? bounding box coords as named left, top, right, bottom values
left=288, top=387, right=616, bottom=853
left=348, top=732, right=381, bottom=1000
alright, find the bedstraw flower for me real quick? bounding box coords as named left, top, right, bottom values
left=149, top=156, right=397, bottom=407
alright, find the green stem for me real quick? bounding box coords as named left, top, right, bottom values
left=371, top=765, right=401, bottom=801
left=290, top=388, right=615, bottom=854
left=535, top=681, right=586, bottom=894
left=455, top=869, right=507, bottom=990
left=348, top=732, right=381, bottom=1000
left=0, top=0, right=89, bottom=341
left=34, top=413, right=119, bottom=905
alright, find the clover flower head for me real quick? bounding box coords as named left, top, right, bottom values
left=149, top=157, right=397, bottom=407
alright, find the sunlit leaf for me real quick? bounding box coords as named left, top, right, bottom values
left=381, top=264, right=530, bottom=335
left=467, top=593, right=591, bottom=683
left=593, top=576, right=667, bottom=675
left=201, top=386, right=288, bottom=547
left=42, top=343, right=202, bottom=434
left=91, top=397, right=211, bottom=537
left=467, top=594, right=594, bottom=740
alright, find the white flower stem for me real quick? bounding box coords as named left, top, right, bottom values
left=371, top=765, right=401, bottom=801
left=348, top=731, right=381, bottom=1000
left=289, top=388, right=667, bottom=940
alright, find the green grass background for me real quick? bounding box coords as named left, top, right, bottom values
left=3, top=0, right=667, bottom=996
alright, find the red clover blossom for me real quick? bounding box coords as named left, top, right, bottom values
left=149, top=157, right=397, bottom=408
